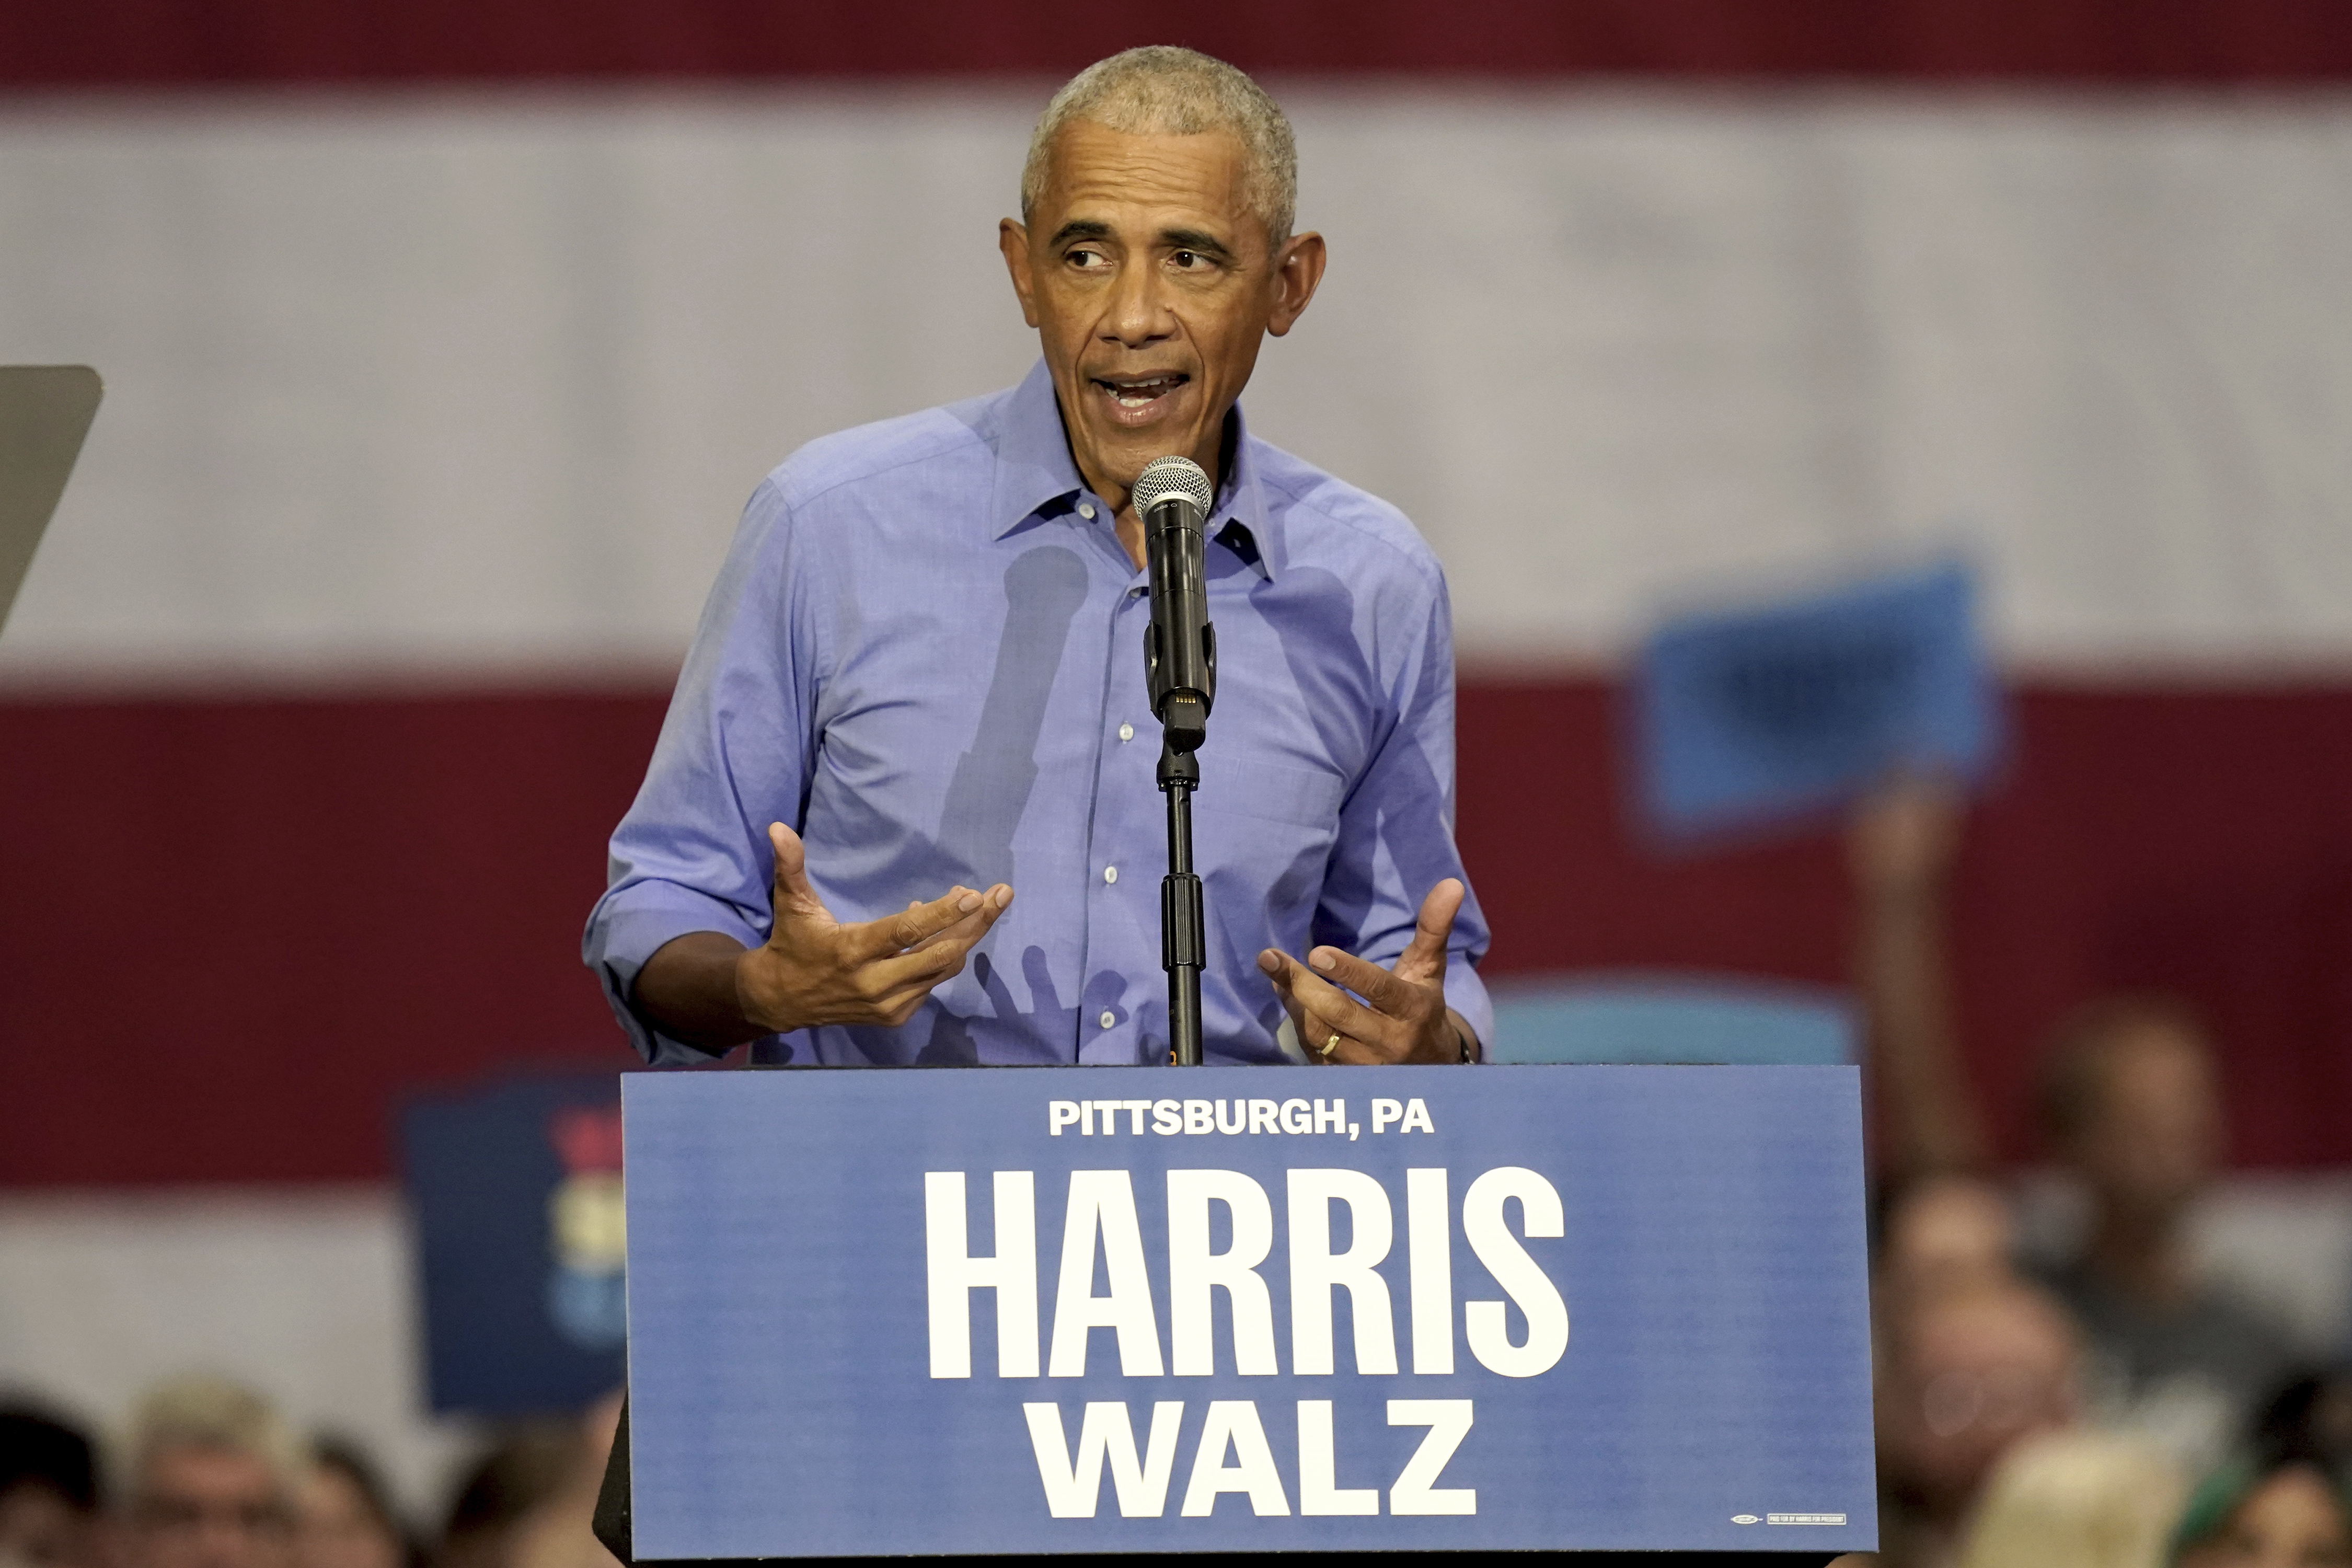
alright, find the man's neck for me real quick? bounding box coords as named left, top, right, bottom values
left=1059, top=406, right=1238, bottom=572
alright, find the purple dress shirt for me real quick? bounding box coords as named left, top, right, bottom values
left=584, top=360, right=1490, bottom=1067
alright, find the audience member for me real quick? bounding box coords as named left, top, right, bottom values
left=1872, top=1276, right=2081, bottom=1564
left=2255, top=1371, right=2352, bottom=1474
left=430, top=1397, right=624, bottom=1568
left=2038, top=997, right=2301, bottom=1461
left=1956, top=1426, right=2185, bottom=1568
left=114, top=1377, right=305, bottom=1568
left=1876, top=1171, right=2020, bottom=1305
left=431, top=1427, right=578, bottom=1568
left=506, top=1394, right=621, bottom=1568
left=296, top=1440, right=410, bottom=1568
left=1849, top=778, right=2299, bottom=1467
left=2170, top=1449, right=2352, bottom=1567
left=0, top=1409, right=100, bottom=1568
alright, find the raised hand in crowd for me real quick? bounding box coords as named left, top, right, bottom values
left=1848, top=774, right=1988, bottom=1178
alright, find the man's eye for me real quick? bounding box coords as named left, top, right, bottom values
left=1067, top=249, right=1108, bottom=269
left=1171, top=251, right=1201, bottom=269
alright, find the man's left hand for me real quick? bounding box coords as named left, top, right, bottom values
left=1258, top=879, right=1475, bottom=1065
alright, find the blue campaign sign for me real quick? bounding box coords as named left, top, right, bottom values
left=1633, top=560, right=2002, bottom=838
left=622, top=1065, right=1875, bottom=1557
left=402, top=1069, right=628, bottom=1415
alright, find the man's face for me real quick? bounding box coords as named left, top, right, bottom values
left=0, top=1481, right=96, bottom=1568
left=1879, top=1173, right=2016, bottom=1300
left=2178, top=1465, right=2352, bottom=1567
left=1000, top=119, right=1325, bottom=513
left=124, top=1446, right=293, bottom=1568
left=2069, top=1024, right=2223, bottom=1226
left=1875, top=1288, right=2078, bottom=1516
left=292, top=1466, right=399, bottom=1568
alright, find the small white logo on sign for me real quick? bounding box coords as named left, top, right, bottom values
left=1731, top=1514, right=1760, bottom=1525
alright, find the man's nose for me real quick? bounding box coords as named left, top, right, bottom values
left=1102, top=260, right=1174, bottom=346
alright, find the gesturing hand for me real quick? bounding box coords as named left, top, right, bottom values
left=735, top=822, right=1013, bottom=1032
left=1256, top=879, right=1474, bottom=1065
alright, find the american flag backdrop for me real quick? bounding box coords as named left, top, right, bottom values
left=2, top=0, right=2350, bottom=1511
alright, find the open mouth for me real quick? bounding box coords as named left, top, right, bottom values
left=1091, top=371, right=1190, bottom=414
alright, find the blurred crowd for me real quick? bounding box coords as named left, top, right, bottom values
left=1843, top=779, right=2352, bottom=1568
left=0, top=1381, right=620, bottom=1568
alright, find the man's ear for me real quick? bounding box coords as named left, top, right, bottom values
left=1266, top=230, right=1328, bottom=339
left=1000, top=218, right=1041, bottom=330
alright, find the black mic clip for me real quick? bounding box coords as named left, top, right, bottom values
left=1144, top=625, right=1216, bottom=753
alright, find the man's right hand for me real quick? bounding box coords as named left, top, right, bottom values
left=736, top=821, right=1013, bottom=1031
left=630, top=822, right=1012, bottom=1051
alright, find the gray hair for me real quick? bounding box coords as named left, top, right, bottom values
left=1021, top=47, right=1298, bottom=246
left=119, top=1375, right=308, bottom=1506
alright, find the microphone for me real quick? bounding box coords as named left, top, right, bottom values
left=1132, top=454, right=1216, bottom=1067
left=1133, top=455, right=1217, bottom=754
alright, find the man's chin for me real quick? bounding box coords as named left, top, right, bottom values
left=1090, top=419, right=1221, bottom=487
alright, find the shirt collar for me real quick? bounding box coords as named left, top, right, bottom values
left=989, top=359, right=1086, bottom=540
left=990, top=358, right=1279, bottom=581
left=1215, top=408, right=1276, bottom=581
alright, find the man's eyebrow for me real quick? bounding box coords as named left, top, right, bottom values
left=1047, top=219, right=1114, bottom=247
left=1160, top=227, right=1236, bottom=260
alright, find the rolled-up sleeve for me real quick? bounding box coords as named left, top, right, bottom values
left=1312, top=563, right=1494, bottom=1054
left=583, top=479, right=823, bottom=1065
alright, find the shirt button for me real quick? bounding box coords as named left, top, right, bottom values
left=1099, top=1010, right=1116, bottom=1030
left=1077, top=502, right=1097, bottom=521
left=1118, top=722, right=1134, bottom=742
left=1102, top=865, right=1119, bottom=884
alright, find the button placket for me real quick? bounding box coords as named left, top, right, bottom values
left=1078, top=547, right=1151, bottom=1062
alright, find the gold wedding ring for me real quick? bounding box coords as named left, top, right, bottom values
left=1319, top=1032, right=1341, bottom=1057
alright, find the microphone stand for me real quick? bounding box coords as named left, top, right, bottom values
left=1158, top=739, right=1205, bottom=1066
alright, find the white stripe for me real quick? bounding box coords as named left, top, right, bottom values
left=3, top=88, right=2348, bottom=683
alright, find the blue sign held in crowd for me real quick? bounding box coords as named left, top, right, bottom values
left=402, top=1070, right=627, bottom=1415
left=1633, top=559, right=2003, bottom=840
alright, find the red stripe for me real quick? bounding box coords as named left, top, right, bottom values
left=3, top=0, right=2349, bottom=87
left=1457, top=679, right=2352, bottom=1171
left=1, top=678, right=2347, bottom=1183
left=0, top=692, right=653, bottom=1186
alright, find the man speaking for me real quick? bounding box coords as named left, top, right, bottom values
left=585, top=47, right=1491, bottom=1069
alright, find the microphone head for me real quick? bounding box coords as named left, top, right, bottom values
left=1131, top=455, right=1213, bottom=523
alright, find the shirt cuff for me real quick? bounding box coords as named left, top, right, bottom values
left=584, top=880, right=773, bottom=1067
left=1446, top=957, right=1494, bottom=1062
